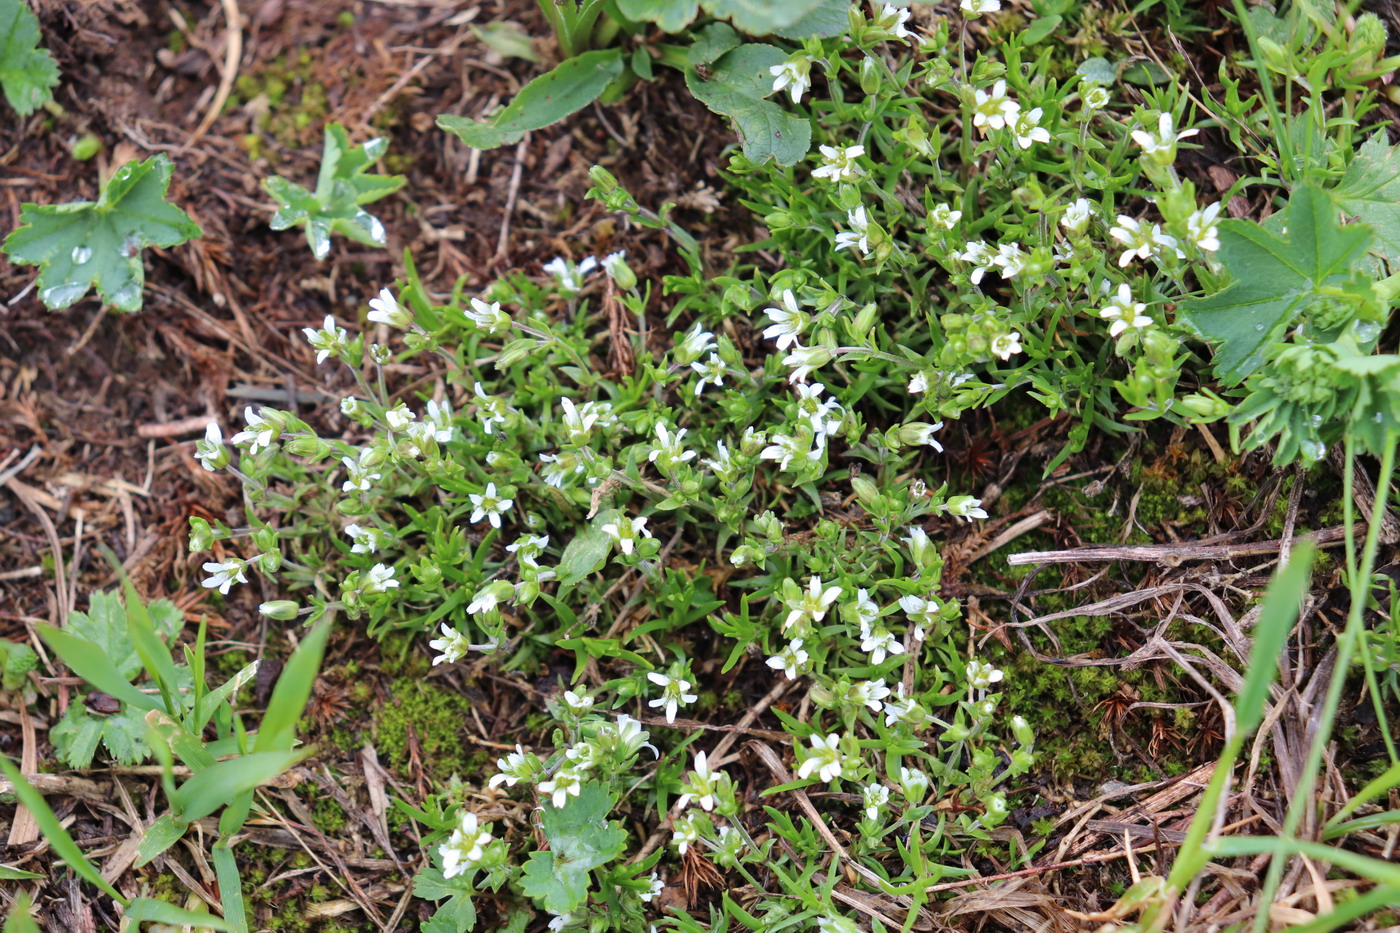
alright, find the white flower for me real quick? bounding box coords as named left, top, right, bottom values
left=677, top=751, right=723, bottom=811
left=900, top=766, right=929, bottom=800
left=879, top=3, right=913, bottom=39
left=1061, top=197, right=1096, bottom=236
left=539, top=766, right=583, bottom=808
left=904, top=421, right=944, bottom=452
left=767, top=638, right=809, bottom=680
left=302, top=315, right=348, bottom=364
left=849, top=588, right=879, bottom=628
left=543, top=256, right=597, bottom=294
left=859, top=620, right=902, bottom=666
left=646, top=671, right=698, bottom=724
left=363, top=563, right=399, bottom=593
left=426, top=399, right=454, bottom=442
left=883, top=683, right=922, bottom=727
left=907, top=371, right=932, bottom=394
left=201, top=559, right=247, bottom=594
left=972, top=80, right=1020, bottom=133
left=559, top=397, right=600, bottom=442
left=1108, top=215, right=1182, bottom=267
left=960, top=0, right=1001, bottom=14
left=690, top=353, right=728, bottom=395
left=849, top=679, right=891, bottom=713
left=991, top=331, right=1024, bottom=360
left=1185, top=203, right=1223, bottom=252
left=813, top=144, right=866, bottom=182
left=1083, top=85, right=1111, bottom=110
left=193, top=422, right=225, bottom=472
left=648, top=422, right=696, bottom=470
left=957, top=240, right=995, bottom=285
left=676, top=322, right=716, bottom=364
left=601, top=250, right=628, bottom=281
left=769, top=56, right=813, bottom=103
left=671, top=814, right=700, bottom=854
left=794, top=383, right=844, bottom=438
left=547, top=914, right=573, bottom=932
left=639, top=872, right=664, bottom=903
left=762, top=289, right=808, bottom=350
left=1130, top=112, right=1199, bottom=162
left=966, top=659, right=1005, bottom=689
left=231, top=406, right=277, bottom=454
left=781, top=344, right=832, bottom=383
left=1099, top=283, right=1152, bottom=337
left=367, top=287, right=411, bottom=329
left=797, top=733, right=846, bottom=783
left=466, top=297, right=512, bottom=334
left=384, top=403, right=414, bottom=430
left=818, top=917, right=859, bottom=933
left=506, top=533, right=549, bottom=565
left=930, top=203, right=961, bottom=230
left=784, top=575, right=842, bottom=631
left=344, top=523, right=385, bottom=554
left=562, top=689, right=594, bottom=715
left=942, top=495, right=988, bottom=521
left=991, top=242, right=1027, bottom=279
left=488, top=746, right=531, bottom=788
left=468, top=482, right=513, bottom=528
left=601, top=515, right=651, bottom=556
left=862, top=782, right=890, bottom=821
left=899, top=593, right=942, bottom=638
left=1010, top=107, right=1050, bottom=149
left=440, top=811, right=493, bottom=878
left=835, top=205, right=871, bottom=255
left=429, top=624, right=471, bottom=665
left=703, top=440, right=736, bottom=480
left=467, top=582, right=507, bottom=615
left=340, top=447, right=381, bottom=493
left=758, top=431, right=823, bottom=472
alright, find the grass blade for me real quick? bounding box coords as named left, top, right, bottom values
left=124, top=897, right=238, bottom=931
left=36, top=625, right=158, bottom=712
left=253, top=619, right=330, bottom=753
left=171, top=750, right=307, bottom=822
left=0, top=758, right=127, bottom=905
left=213, top=843, right=249, bottom=933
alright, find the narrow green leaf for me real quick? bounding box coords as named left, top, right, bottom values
left=105, top=547, right=181, bottom=716
left=254, top=619, right=330, bottom=753
left=0, top=759, right=127, bottom=904
left=1236, top=543, right=1314, bottom=737
left=124, top=897, right=238, bottom=931
left=171, top=750, right=305, bottom=822
left=134, top=813, right=190, bottom=867
left=213, top=844, right=248, bottom=933
left=0, top=865, right=44, bottom=881
left=437, top=49, right=624, bottom=151
left=36, top=625, right=159, bottom=712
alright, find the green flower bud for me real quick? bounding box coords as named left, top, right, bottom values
left=259, top=600, right=300, bottom=621
left=496, top=337, right=538, bottom=368
left=1179, top=392, right=1231, bottom=421
left=252, top=526, right=278, bottom=552
left=188, top=517, right=217, bottom=552
left=859, top=55, right=882, bottom=95
left=851, top=473, right=881, bottom=507
left=286, top=435, right=331, bottom=460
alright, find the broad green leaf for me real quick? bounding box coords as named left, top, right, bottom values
left=687, top=22, right=741, bottom=66
left=421, top=894, right=477, bottom=933
left=0, top=638, right=36, bottom=691
left=519, top=782, right=627, bottom=914
left=616, top=0, right=699, bottom=33
left=1178, top=186, right=1372, bottom=384
left=1330, top=133, right=1400, bottom=274
left=264, top=124, right=404, bottom=260
left=1076, top=57, right=1116, bottom=85
left=702, top=0, right=827, bottom=34
left=437, top=49, right=624, bottom=151
left=0, top=759, right=128, bottom=904
left=124, top=898, right=238, bottom=931
left=253, top=618, right=330, bottom=753
left=0, top=865, right=44, bottom=881
left=2, top=155, right=201, bottom=312
left=1022, top=13, right=1062, bottom=44
left=556, top=520, right=613, bottom=586
left=134, top=813, right=189, bottom=867
left=170, top=750, right=306, bottom=822
left=685, top=44, right=811, bottom=167
left=471, top=22, right=539, bottom=63
left=771, top=0, right=849, bottom=39
left=0, top=0, right=59, bottom=115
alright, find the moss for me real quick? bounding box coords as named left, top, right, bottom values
left=373, top=676, right=475, bottom=779
left=312, top=794, right=347, bottom=834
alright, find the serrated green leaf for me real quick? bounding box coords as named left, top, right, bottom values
left=1330, top=133, right=1400, bottom=275
left=437, top=49, right=624, bottom=152
left=2, top=155, right=200, bottom=312
left=702, top=0, right=827, bottom=33
left=616, top=0, right=699, bottom=33
left=685, top=44, right=811, bottom=167
left=263, top=123, right=404, bottom=260
left=49, top=704, right=104, bottom=769
left=421, top=893, right=477, bottom=933
left=0, top=0, right=59, bottom=115
left=519, top=782, right=627, bottom=915
left=95, top=706, right=152, bottom=765
left=0, top=638, right=36, bottom=692
left=1178, top=186, right=1372, bottom=384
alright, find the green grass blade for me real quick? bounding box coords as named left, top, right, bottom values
left=134, top=813, right=190, bottom=867
left=1284, top=885, right=1400, bottom=933
left=3, top=896, right=41, bottom=933
left=36, top=625, right=158, bottom=711
left=0, top=758, right=128, bottom=905
left=171, top=750, right=307, bottom=822
left=124, top=897, right=239, bottom=931
left=1236, top=542, right=1315, bottom=737
left=1209, top=835, right=1400, bottom=886
left=1327, top=760, right=1400, bottom=826
left=101, top=544, right=180, bottom=715
left=195, top=660, right=260, bottom=734
left=213, top=843, right=249, bottom=933
left=253, top=619, right=330, bottom=753
left=0, top=865, right=45, bottom=881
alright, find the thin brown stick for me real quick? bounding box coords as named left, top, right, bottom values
left=1007, top=524, right=1353, bottom=567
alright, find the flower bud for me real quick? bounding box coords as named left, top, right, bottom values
left=252, top=526, right=278, bottom=552
left=849, top=302, right=878, bottom=340
left=1010, top=714, right=1034, bottom=747
left=188, top=516, right=218, bottom=552
left=259, top=600, right=300, bottom=621
left=850, top=473, right=881, bottom=508
left=286, top=435, right=331, bottom=460
left=368, top=343, right=393, bottom=365
left=495, top=337, right=538, bottom=368
left=859, top=55, right=882, bottom=95
left=1179, top=392, right=1231, bottom=421
left=257, top=550, right=282, bottom=573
